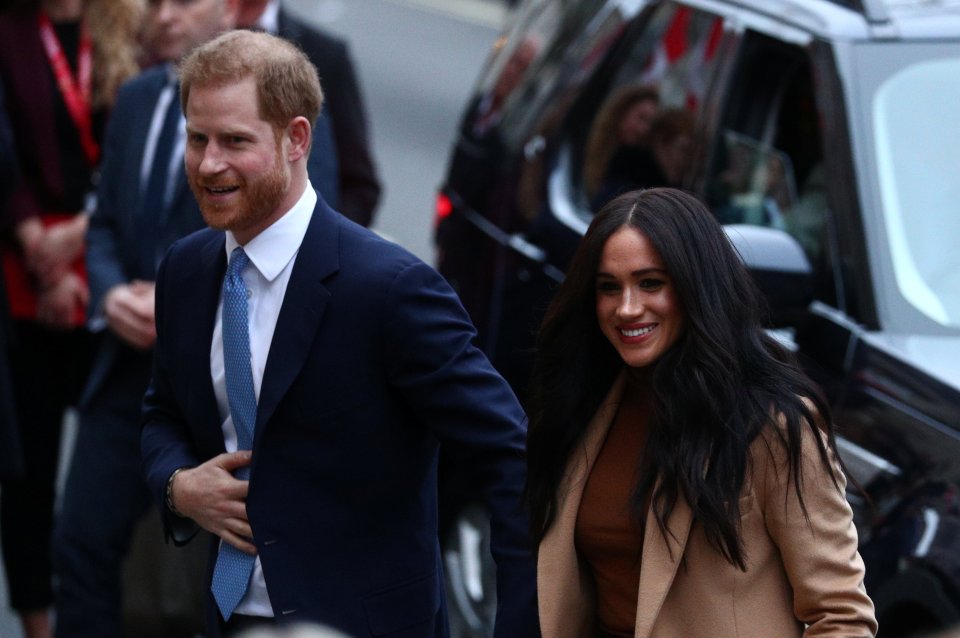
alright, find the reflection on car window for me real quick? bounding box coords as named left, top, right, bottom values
left=495, top=3, right=630, bottom=150
left=583, top=84, right=660, bottom=203
left=589, top=104, right=695, bottom=210
left=711, top=132, right=797, bottom=225
left=704, top=32, right=844, bottom=314
left=873, top=57, right=960, bottom=328
left=548, top=2, right=723, bottom=224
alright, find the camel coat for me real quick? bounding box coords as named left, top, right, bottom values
left=537, top=375, right=878, bottom=638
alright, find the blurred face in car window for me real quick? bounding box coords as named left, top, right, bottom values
left=650, top=109, right=695, bottom=185
left=493, top=36, right=539, bottom=105
left=655, top=133, right=692, bottom=185
left=618, top=98, right=659, bottom=147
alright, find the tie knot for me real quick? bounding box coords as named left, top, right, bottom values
left=228, top=247, right=249, bottom=277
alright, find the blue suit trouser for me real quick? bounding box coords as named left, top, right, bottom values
left=52, top=385, right=151, bottom=638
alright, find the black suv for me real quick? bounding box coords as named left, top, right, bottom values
left=435, top=0, right=960, bottom=635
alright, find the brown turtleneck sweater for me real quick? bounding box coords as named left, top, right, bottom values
left=574, top=386, right=652, bottom=637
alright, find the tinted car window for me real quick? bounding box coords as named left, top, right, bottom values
left=872, top=56, right=960, bottom=328
left=532, top=2, right=726, bottom=245
left=704, top=31, right=844, bottom=314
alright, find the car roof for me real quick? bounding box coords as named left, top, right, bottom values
left=700, top=0, right=960, bottom=41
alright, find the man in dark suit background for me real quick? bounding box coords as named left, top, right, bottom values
left=142, top=30, right=537, bottom=638
left=51, top=2, right=240, bottom=636
left=236, top=0, right=382, bottom=227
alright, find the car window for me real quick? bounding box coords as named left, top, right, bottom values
left=873, top=56, right=960, bottom=328
left=540, top=1, right=725, bottom=235
left=704, top=31, right=843, bottom=312
left=492, top=2, right=643, bottom=151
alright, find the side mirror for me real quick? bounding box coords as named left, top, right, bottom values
left=724, top=224, right=813, bottom=323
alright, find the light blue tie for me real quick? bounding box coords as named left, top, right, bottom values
left=211, top=247, right=257, bottom=620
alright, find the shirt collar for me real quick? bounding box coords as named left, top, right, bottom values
left=255, top=0, right=281, bottom=34
left=225, top=181, right=317, bottom=282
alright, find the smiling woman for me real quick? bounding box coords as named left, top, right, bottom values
left=594, top=224, right=683, bottom=369
left=526, top=188, right=878, bottom=637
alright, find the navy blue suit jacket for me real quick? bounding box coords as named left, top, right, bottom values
left=82, top=65, right=206, bottom=408
left=141, top=198, right=538, bottom=637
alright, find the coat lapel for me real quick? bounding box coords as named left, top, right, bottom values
left=253, top=200, right=339, bottom=444
left=538, top=373, right=626, bottom=638
left=634, top=480, right=694, bottom=638
left=537, top=370, right=697, bottom=638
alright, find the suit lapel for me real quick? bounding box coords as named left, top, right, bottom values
left=276, top=9, right=303, bottom=41
left=253, top=200, right=339, bottom=444
left=133, top=70, right=172, bottom=210
left=538, top=373, right=625, bottom=638
left=166, top=76, right=193, bottom=228
left=192, top=232, right=229, bottom=454
left=131, top=71, right=173, bottom=278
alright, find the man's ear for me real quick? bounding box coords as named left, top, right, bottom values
left=285, top=116, right=312, bottom=162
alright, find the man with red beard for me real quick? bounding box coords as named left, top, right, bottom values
left=140, top=31, right=537, bottom=638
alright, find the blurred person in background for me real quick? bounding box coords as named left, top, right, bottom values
left=446, top=34, right=539, bottom=218
left=50, top=1, right=240, bottom=637
left=584, top=84, right=659, bottom=205
left=235, top=0, right=381, bottom=227
left=0, top=1, right=142, bottom=636
left=591, top=107, right=693, bottom=210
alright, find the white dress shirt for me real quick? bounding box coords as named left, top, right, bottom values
left=209, top=182, right=317, bottom=616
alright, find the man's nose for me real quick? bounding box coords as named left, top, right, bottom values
left=197, top=144, right=226, bottom=175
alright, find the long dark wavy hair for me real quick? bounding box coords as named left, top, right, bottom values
left=526, top=188, right=838, bottom=570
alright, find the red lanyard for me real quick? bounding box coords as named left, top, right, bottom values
left=38, top=11, right=99, bottom=166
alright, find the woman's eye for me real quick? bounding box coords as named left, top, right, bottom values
left=596, top=281, right=620, bottom=293
left=639, top=278, right=664, bottom=290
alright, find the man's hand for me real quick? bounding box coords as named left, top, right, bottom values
left=36, top=271, right=88, bottom=329
left=170, top=451, right=256, bottom=555
left=104, top=280, right=156, bottom=349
